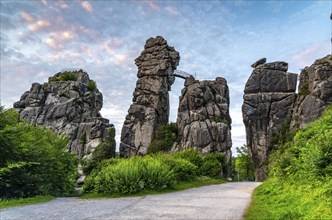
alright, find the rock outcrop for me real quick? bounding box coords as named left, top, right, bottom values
left=291, top=55, right=332, bottom=130
left=242, top=60, right=297, bottom=181
left=14, top=69, right=115, bottom=159
left=120, top=36, right=180, bottom=157
left=176, top=76, right=232, bottom=155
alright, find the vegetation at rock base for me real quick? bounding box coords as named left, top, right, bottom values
left=82, top=127, right=116, bottom=175
left=0, top=109, right=78, bottom=198
left=245, top=105, right=332, bottom=219
left=147, top=122, right=179, bottom=154
left=83, top=149, right=226, bottom=196
left=232, top=145, right=255, bottom=181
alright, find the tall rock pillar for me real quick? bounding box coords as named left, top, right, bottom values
left=120, top=36, right=180, bottom=157
left=242, top=60, right=297, bottom=181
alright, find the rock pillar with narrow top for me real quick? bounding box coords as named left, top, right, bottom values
left=120, top=36, right=180, bottom=157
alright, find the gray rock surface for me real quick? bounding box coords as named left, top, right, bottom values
left=13, top=70, right=114, bottom=159
left=120, top=36, right=180, bottom=157
left=242, top=60, right=297, bottom=181
left=291, top=55, right=332, bottom=130
left=176, top=77, right=232, bottom=174
left=0, top=182, right=261, bottom=220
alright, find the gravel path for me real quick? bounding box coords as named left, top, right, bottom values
left=0, top=182, right=261, bottom=220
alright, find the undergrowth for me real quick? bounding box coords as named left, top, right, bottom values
left=245, top=105, right=332, bottom=219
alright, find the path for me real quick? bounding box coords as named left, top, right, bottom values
left=0, top=182, right=261, bottom=220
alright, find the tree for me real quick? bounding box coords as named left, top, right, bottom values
left=234, top=145, right=255, bottom=181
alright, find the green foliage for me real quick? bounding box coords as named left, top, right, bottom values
left=234, top=145, right=255, bottom=181
left=0, top=109, right=78, bottom=198
left=83, top=149, right=226, bottom=196
left=245, top=105, right=332, bottom=219
left=87, top=80, right=97, bottom=91
left=0, top=195, right=53, bottom=209
left=200, top=153, right=223, bottom=177
left=84, top=156, right=174, bottom=195
left=147, top=123, right=179, bottom=154
left=49, top=71, right=77, bottom=82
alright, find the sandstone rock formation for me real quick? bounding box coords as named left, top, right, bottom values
left=176, top=76, right=232, bottom=155
left=14, top=69, right=114, bottom=159
left=291, top=55, right=332, bottom=130
left=120, top=36, right=180, bottom=157
left=242, top=60, right=298, bottom=181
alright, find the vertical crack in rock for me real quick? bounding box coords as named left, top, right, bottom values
left=120, top=36, right=180, bottom=157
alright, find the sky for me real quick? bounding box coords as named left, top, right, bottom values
left=1, top=0, right=331, bottom=154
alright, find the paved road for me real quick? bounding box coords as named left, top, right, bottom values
left=0, top=182, right=261, bottom=220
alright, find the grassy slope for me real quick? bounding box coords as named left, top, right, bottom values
left=245, top=106, right=332, bottom=219
left=0, top=195, right=54, bottom=209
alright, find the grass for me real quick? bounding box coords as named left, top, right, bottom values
left=0, top=195, right=54, bottom=209
left=81, top=176, right=226, bottom=199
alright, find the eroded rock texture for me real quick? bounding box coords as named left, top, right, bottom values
left=242, top=60, right=297, bottom=181
left=120, top=36, right=180, bottom=157
left=176, top=76, right=232, bottom=168
left=291, top=55, right=332, bottom=130
left=14, top=70, right=114, bottom=159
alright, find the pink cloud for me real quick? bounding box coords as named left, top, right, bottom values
left=144, top=0, right=160, bottom=11
left=21, top=12, right=34, bottom=22
left=291, top=41, right=330, bottom=69
left=81, top=1, right=93, bottom=13
left=28, top=19, right=51, bottom=31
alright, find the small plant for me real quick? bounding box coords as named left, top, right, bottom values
left=87, top=80, right=97, bottom=91
left=147, top=123, right=179, bottom=154
left=61, top=71, right=77, bottom=81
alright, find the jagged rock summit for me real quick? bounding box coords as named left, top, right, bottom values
left=14, top=69, right=115, bottom=159
left=120, top=36, right=180, bottom=157
left=291, top=55, right=332, bottom=129
left=242, top=59, right=298, bottom=181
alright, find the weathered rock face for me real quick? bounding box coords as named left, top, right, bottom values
left=291, top=55, right=332, bottom=130
left=120, top=36, right=180, bottom=157
left=242, top=60, right=297, bottom=181
left=14, top=70, right=114, bottom=159
left=176, top=76, right=232, bottom=175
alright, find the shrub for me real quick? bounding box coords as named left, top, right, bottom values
left=87, top=80, right=97, bottom=91
left=201, top=153, right=222, bottom=177
left=61, top=71, right=77, bottom=81
left=0, top=109, right=78, bottom=198
left=159, top=156, right=197, bottom=181
left=82, top=127, right=116, bottom=175
left=147, top=123, right=179, bottom=154
left=174, top=149, right=203, bottom=169
left=84, top=156, right=174, bottom=195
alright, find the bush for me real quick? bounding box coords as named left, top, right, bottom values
left=147, top=123, right=179, bottom=154
left=82, top=127, right=116, bottom=175
left=201, top=153, right=222, bottom=177
left=84, top=156, right=174, bottom=195
left=61, top=71, right=77, bottom=81
left=0, top=109, right=78, bottom=198
left=87, top=80, right=97, bottom=91
left=159, top=156, right=197, bottom=181
left=174, top=149, right=203, bottom=169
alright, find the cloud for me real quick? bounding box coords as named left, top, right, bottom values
left=165, top=6, right=181, bottom=16
left=21, top=12, right=34, bottom=22
left=81, top=1, right=93, bottom=13
left=28, top=19, right=51, bottom=31
left=144, top=0, right=160, bottom=11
